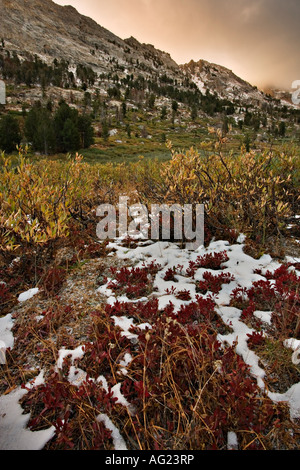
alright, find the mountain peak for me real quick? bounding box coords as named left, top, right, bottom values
left=0, top=0, right=292, bottom=110
left=0, top=0, right=181, bottom=77
left=181, top=58, right=267, bottom=105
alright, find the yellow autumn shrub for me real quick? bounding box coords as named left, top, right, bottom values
left=0, top=148, right=140, bottom=251
left=0, top=150, right=85, bottom=249
left=135, top=133, right=299, bottom=242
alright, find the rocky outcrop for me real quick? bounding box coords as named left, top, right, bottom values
left=0, top=0, right=180, bottom=79
left=181, top=59, right=271, bottom=108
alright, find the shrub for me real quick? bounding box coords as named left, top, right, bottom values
left=0, top=150, right=84, bottom=249
left=21, top=372, right=117, bottom=450
left=134, top=135, right=299, bottom=244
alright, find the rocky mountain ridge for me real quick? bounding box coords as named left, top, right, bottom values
left=181, top=60, right=267, bottom=107
left=0, top=0, right=296, bottom=112
left=0, top=0, right=181, bottom=79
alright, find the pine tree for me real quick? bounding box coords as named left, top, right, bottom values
left=78, top=114, right=94, bottom=148
left=160, top=106, right=167, bottom=120
left=62, top=118, right=80, bottom=151
left=191, top=105, right=197, bottom=121
left=0, top=114, right=21, bottom=153
left=148, top=94, right=156, bottom=110
left=278, top=121, right=286, bottom=137
left=101, top=119, right=109, bottom=142
left=25, top=105, right=55, bottom=154
left=54, top=101, right=79, bottom=152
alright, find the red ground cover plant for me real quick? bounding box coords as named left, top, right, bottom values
left=186, top=251, right=229, bottom=277
left=197, top=271, right=235, bottom=294
left=80, top=308, right=134, bottom=381
left=163, top=264, right=184, bottom=282
left=247, top=330, right=265, bottom=348
left=0, top=282, right=16, bottom=315
left=107, top=261, right=161, bottom=299
left=21, top=371, right=119, bottom=450
left=0, top=257, right=42, bottom=314
left=42, top=266, right=67, bottom=295
left=231, top=263, right=300, bottom=338
left=119, top=316, right=292, bottom=450
left=11, top=249, right=299, bottom=450
left=175, top=289, right=192, bottom=301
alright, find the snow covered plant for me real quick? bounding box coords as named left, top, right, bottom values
left=106, top=262, right=161, bottom=299
left=231, top=263, right=300, bottom=338
left=2, top=236, right=300, bottom=451
left=196, top=271, right=235, bottom=295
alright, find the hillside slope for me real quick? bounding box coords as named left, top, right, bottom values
left=0, top=0, right=181, bottom=79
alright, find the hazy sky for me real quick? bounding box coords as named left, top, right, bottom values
left=54, top=0, right=299, bottom=90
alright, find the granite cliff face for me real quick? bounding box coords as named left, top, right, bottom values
left=0, top=0, right=180, bottom=78
left=181, top=60, right=268, bottom=107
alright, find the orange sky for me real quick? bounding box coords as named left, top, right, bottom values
left=54, top=0, right=300, bottom=91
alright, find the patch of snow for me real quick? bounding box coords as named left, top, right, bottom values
left=0, top=341, right=6, bottom=365
left=236, top=233, right=246, bottom=244
left=68, top=366, right=88, bottom=386
left=111, top=383, right=133, bottom=411
left=56, top=345, right=85, bottom=370
left=292, top=350, right=300, bottom=366
left=268, top=384, right=300, bottom=421
left=284, top=338, right=300, bottom=366
left=0, top=314, right=14, bottom=365
left=118, top=352, right=133, bottom=375
left=254, top=310, right=273, bottom=324
left=18, top=288, right=39, bottom=302
left=96, top=414, right=127, bottom=450
left=227, top=431, right=239, bottom=450
left=112, top=316, right=138, bottom=340
left=0, top=373, right=55, bottom=450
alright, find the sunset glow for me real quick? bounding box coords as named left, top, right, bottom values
left=53, top=0, right=300, bottom=90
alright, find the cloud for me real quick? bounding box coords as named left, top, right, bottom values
left=54, top=0, right=300, bottom=89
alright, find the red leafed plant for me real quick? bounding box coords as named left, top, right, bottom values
left=107, top=262, right=161, bottom=299
left=163, top=264, right=183, bottom=281
left=197, top=271, right=235, bottom=294
left=0, top=282, right=16, bottom=315
left=21, top=371, right=118, bottom=450
left=175, top=289, right=192, bottom=301
left=186, top=251, right=229, bottom=277
left=231, top=263, right=300, bottom=337
left=42, top=266, right=67, bottom=295
left=176, top=295, right=217, bottom=324
left=195, top=251, right=229, bottom=269
left=105, top=298, right=160, bottom=323
left=247, top=330, right=265, bottom=348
